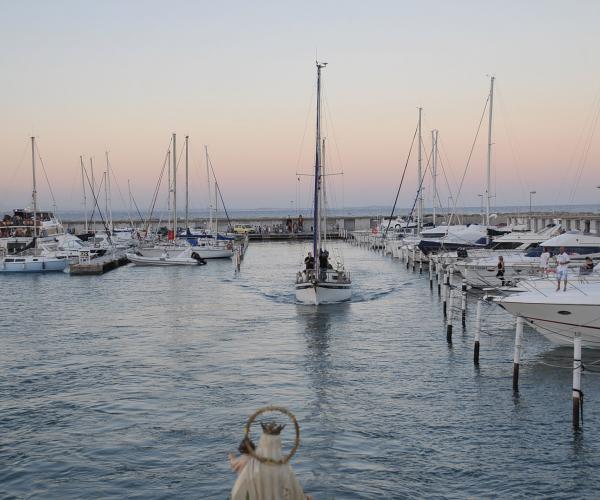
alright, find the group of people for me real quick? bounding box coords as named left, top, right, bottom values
left=285, top=214, right=304, bottom=233
left=304, top=249, right=333, bottom=279
left=495, top=246, right=594, bottom=291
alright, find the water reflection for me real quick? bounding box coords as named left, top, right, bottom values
left=296, top=303, right=350, bottom=410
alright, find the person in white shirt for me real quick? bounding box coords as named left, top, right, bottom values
left=556, top=246, right=570, bottom=291
left=539, top=247, right=550, bottom=274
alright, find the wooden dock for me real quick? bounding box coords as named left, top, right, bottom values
left=69, top=252, right=129, bottom=275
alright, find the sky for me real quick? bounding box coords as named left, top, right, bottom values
left=1, top=0, right=599, bottom=213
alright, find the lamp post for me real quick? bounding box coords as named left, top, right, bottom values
left=529, top=190, right=536, bottom=215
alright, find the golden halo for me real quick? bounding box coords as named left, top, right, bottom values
left=244, top=405, right=301, bottom=465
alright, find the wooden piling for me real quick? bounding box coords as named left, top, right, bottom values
left=513, top=316, right=524, bottom=390
left=474, top=299, right=481, bottom=364
left=442, top=272, right=448, bottom=318
left=446, top=290, right=454, bottom=342
left=573, top=334, right=583, bottom=431
left=461, top=279, right=467, bottom=326
left=429, top=259, right=433, bottom=289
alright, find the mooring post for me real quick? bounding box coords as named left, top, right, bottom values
left=429, top=259, right=433, bottom=289
left=446, top=289, right=454, bottom=342
left=573, top=333, right=583, bottom=431
left=419, top=251, right=423, bottom=274
left=412, top=246, right=416, bottom=272
left=513, top=316, right=524, bottom=391
left=461, top=279, right=467, bottom=326
left=437, top=265, right=442, bottom=296
left=474, top=299, right=481, bottom=364
left=442, top=271, right=448, bottom=317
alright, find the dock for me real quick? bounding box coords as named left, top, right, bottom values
left=69, top=252, right=129, bottom=275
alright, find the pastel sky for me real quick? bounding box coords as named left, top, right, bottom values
left=1, top=0, right=599, bottom=213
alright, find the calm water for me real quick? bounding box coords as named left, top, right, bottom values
left=2, top=242, right=600, bottom=499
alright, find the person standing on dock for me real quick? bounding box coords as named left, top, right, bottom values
left=539, top=247, right=551, bottom=274
left=556, top=246, right=570, bottom=291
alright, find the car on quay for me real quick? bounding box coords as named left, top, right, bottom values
left=233, top=224, right=256, bottom=234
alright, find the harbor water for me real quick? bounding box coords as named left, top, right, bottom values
left=2, top=241, right=600, bottom=498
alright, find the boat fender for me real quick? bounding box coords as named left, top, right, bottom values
left=226, top=241, right=233, bottom=250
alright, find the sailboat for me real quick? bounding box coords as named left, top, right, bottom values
left=295, top=62, right=351, bottom=305
left=0, top=137, right=68, bottom=273
left=188, top=146, right=234, bottom=259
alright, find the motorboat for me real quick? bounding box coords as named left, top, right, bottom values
left=497, top=282, right=600, bottom=347
left=126, top=248, right=207, bottom=266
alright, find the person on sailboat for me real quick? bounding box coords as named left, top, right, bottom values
left=556, top=246, right=570, bottom=291
left=319, top=249, right=330, bottom=280
left=304, top=252, right=314, bottom=272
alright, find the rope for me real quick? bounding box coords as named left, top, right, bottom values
left=446, top=93, right=490, bottom=231
left=383, top=122, right=419, bottom=238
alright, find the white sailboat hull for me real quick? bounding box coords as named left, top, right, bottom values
left=190, top=245, right=233, bottom=259
left=295, top=282, right=351, bottom=305
left=126, top=253, right=203, bottom=266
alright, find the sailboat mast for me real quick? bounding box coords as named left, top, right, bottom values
left=417, top=107, right=423, bottom=234
left=431, top=129, right=438, bottom=226
left=31, top=137, right=37, bottom=239
left=90, top=157, right=95, bottom=232
left=185, top=135, right=189, bottom=230
left=80, top=156, right=88, bottom=233
left=205, top=145, right=213, bottom=233
left=127, top=179, right=133, bottom=226
left=172, top=133, right=177, bottom=235
left=321, top=138, right=327, bottom=244
left=486, top=76, right=495, bottom=228
left=105, top=152, right=113, bottom=232
left=313, top=61, right=326, bottom=272
left=214, top=181, right=218, bottom=235
left=104, top=170, right=108, bottom=231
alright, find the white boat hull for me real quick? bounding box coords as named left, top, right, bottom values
left=126, top=253, right=204, bottom=266
left=190, top=245, right=234, bottom=259
left=498, top=293, right=600, bottom=347
left=0, top=256, right=68, bottom=272
left=295, top=282, right=351, bottom=305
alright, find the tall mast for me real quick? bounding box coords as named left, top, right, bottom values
left=417, top=107, right=423, bottom=234
left=486, top=76, right=495, bottom=228
left=167, top=148, right=171, bottom=215
left=172, top=133, right=177, bottom=235
left=321, top=137, right=327, bottom=244
left=127, top=179, right=133, bottom=226
left=185, top=135, right=189, bottom=230
left=80, top=156, right=88, bottom=233
left=90, top=157, right=95, bottom=232
left=31, top=137, right=37, bottom=239
left=313, top=61, right=326, bottom=272
left=214, top=181, right=218, bottom=235
left=105, top=152, right=113, bottom=232
left=431, top=129, right=438, bottom=226
left=205, top=145, right=213, bottom=233
left=104, top=170, right=108, bottom=232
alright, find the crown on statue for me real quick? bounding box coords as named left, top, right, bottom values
left=260, top=421, right=286, bottom=435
